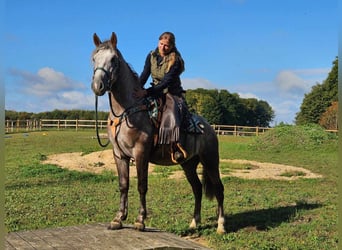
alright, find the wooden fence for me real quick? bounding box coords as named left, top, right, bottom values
left=4, top=119, right=338, bottom=136
left=211, top=124, right=272, bottom=136
left=5, top=119, right=107, bottom=133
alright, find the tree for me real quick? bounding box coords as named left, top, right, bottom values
left=185, top=88, right=274, bottom=126
left=239, top=98, right=274, bottom=127
left=216, top=90, right=243, bottom=125
left=186, top=89, right=223, bottom=124
left=295, top=57, right=338, bottom=125
left=254, top=100, right=275, bottom=127
left=201, top=94, right=223, bottom=124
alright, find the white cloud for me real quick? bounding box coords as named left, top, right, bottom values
left=237, top=92, right=259, bottom=99
left=274, top=68, right=329, bottom=93
left=182, top=78, right=218, bottom=90
left=9, top=67, right=85, bottom=97
left=275, top=70, right=310, bottom=92
left=45, top=91, right=97, bottom=111
left=6, top=67, right=96, bottom=112
left=269, top=99, right=301, bottom=125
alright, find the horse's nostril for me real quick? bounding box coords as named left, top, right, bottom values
left=100, top=82, right=105, bottom=91
left=92, top=81, right=106, bottom=96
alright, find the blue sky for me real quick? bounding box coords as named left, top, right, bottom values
left=4, top=0, right=338, bottom=125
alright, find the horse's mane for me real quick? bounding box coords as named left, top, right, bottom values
left=92, top=40, right=139, bottom=81
left=116, top=49, right=139, bottom=81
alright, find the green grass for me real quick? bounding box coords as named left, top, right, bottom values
left=5, top=127, right=338, bottom=249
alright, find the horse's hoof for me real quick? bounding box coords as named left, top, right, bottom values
left=134, top=222, right=145, bottom=231
left=216, top=217, right=226, bottom=234
left=108, top=221, right=122, bottom=230
left=189, top=218, right=197, bottom=229
left=216, top=225, right=226, bottom=234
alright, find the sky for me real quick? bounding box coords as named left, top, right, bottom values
left=4, top=0, right=338, bottom=125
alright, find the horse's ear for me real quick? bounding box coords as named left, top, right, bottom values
left=93, top=33, right=101, bottom=47
left=110, top=32, right=117, bottom=48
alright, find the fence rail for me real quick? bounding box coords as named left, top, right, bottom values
left=211, top=124, right=273, bottom=136
left=5, top=119, right=108, bottom=133
left=5, top=119, right=338, bottom=136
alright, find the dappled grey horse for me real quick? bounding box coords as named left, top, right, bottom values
left=91, top=32, right=225, bottom=234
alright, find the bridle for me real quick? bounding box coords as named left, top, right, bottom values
left=93, top=67, right=112, bottom=85
left=93, top=53, right=120, bottom=92
left=93, top=51, right=149, bottom=149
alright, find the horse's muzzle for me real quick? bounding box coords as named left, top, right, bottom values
left=91, top=81, right=106, bottom=96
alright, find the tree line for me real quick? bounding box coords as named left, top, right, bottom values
left=5, top=109, right=109, bottom=121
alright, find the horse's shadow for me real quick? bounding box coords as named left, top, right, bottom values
left=186, top=202, right=321, bottom=234
left=224, top=202, right=321, bottom=233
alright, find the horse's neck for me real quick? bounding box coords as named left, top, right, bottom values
left=110, top=63, right=139, bottom=111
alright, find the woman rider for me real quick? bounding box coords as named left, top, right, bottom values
left=134, top=31, right=187, bottom=163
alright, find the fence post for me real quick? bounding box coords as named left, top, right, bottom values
left=256, top=126, right=259, bottom=136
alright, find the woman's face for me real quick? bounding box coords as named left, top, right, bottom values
left=158, top=38, right=172, bottom=56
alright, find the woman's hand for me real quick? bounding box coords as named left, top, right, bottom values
left=133, top=88, right=147, bottom=98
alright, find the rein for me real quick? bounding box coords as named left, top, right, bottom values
left=95, top=95, right=110, bottom=147
left=94, top=91, right=149, bottom=148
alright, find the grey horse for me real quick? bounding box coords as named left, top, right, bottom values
left=91, top=32, right=225, bottom=234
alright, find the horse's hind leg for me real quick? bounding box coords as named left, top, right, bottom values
left=181, top=156, right=202, bottom=229
left=201, top=154, right=226, bottom=234
left=108, top=156, right=130, bottom=230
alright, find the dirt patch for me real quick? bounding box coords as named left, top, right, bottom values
left=43, top=149, right=322, bottom=180
left=43, top=150, right=154, bottom=177
left=220, top=159, right=322, bottom=180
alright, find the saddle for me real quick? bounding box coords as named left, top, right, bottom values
left=143, top=95, right=204, bottom=146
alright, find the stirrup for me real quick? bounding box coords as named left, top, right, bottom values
left=171, top=143, right=188, bottom=164
left=171, top=152, right=178, bottom=164
left=176, top=143, right=188, bottom=159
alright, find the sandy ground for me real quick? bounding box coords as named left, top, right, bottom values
left=43, top=149, right=322, bottom=180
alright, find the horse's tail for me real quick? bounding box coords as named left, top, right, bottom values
left=202, top=168, right=216, bottom=200
left=198, top=119, right=222, bottom=200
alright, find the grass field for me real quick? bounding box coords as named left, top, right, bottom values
left=5, top=125, right=338, bottom=249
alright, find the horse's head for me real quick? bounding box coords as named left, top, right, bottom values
left=91, top=32, right=120, bottom=96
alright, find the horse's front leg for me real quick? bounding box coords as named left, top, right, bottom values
left=108, top=156, right=130, bottom=230
left=133, top=155, right=149, bottom=231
